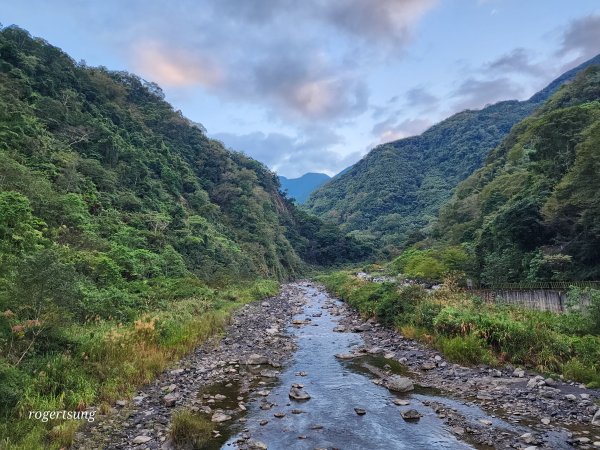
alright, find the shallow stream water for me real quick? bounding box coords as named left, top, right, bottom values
left=215, top=284, right=523, bottom=449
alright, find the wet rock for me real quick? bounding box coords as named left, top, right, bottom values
left=393, top=399, right=411, bottom=406
left=211, top=412, right=232, bottom=423
left=274, top=412, right=286, bottom=418
left=333, top=325, right=346, bottom=332
left=334, top=353, right=356, bottom=360
left=384, top=375, right=414, bottom=393
left=246, top=354, right=268, bottom=365
left=260, top=369, right=279, bottom=378
left=247, top=440, right=268, bottom=449
left=289, top=386, right=311, bottom=401
left=401, top=409, right=422, bottom=421
left=478, top=419, right=492, bottom=426
left=259, top=420, right=268, bottom=426
left=132, top=435, right=152, bottom=444
left=354, top=407, right=366, bottom=415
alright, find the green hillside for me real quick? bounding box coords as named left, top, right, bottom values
left=431, top=66, right=600, bottom=283
left=0, top=26, right=369, bottom=447
left=306, top=54, right=600, bottom=255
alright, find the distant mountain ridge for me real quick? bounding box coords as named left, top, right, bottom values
left=306, top=53, right=600, bottom=253
left=279, top=172, right=331, bottom=204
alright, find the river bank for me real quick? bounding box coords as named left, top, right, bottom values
left=75, top=282, right=600, bottom=449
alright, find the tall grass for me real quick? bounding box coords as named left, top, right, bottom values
left=0, top=279, right=278, bottom=449
left=317, top=271, right=600, bottom=386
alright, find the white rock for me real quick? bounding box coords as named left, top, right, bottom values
left=132, top=435, right=152, bottom=444
left=211, top=412, right=232, bottom=423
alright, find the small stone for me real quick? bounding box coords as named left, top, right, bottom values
left=247, top=440, right=268, bottom=449
left=451, top=426, right=465, bottom=435
left=333, top=325, right=346, bottom=332
left=170, top=368, right=184, bottom=375
left=246, top=354, right=268, bottom=365
left=513, top=368, right=525, bottom=378
left=162, top=393, right=178, bottom=407
left=354, top=408, right=366, bottom=415
left=211, top=412, right=232, bottom=423
left=132, top=435, right=152, bottom=444
left=393, top=399, right=411, bottom=406
left=334, top=353, right=356, bottom=360
left=421, top=362, right=436, bottom=370
left=478, top=419, right=492, bottom=426
left=214, top=394, right=226, bottom=401
left=541, top=417, right=551, bottom=425
left=310, top=424, right=324, bottom=430
left=592, top=408, right=600, bottom=426
left=261, top=369, right=279, bottom=378
left=354, top=323, right=371, bottom=332
left=565, top=394, right=577, bottom=401
left=274, top=412, right=286, bottom=418
left=115, top=400, right=127, bottom=407
left=401, top=409, right=422, bottom=421
left=259, top=420, right=269, bottom=426
left=289, top=387, right=311, bottom=401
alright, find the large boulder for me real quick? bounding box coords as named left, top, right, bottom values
left=384, top=375, right=414, bottom=393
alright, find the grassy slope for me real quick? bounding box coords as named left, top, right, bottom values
left=317, top=271, right=600, bottom=387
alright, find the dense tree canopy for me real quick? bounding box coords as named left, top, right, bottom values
left=306, top=54, right=600, bottom=256
left=431, top=66, right=600, bottom=282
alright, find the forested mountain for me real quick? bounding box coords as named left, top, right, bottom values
left=306, top=54, right=600, bottom=254
left=430, top=65, right=600, bottom=282
left=0, top=25, right=369, bottom=323
left=278, top=172, right=331, bottom=204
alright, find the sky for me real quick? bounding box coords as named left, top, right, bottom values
left=3, top=1, right=600, bottom=177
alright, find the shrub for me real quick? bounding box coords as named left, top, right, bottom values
left=170, top=410, right=213, bottom=449
left=437, top=334, right=494, bottom=366
left=375, top=285, right=426, bottom=326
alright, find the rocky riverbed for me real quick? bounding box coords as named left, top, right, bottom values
left=75, top=282, right=600, bottom=450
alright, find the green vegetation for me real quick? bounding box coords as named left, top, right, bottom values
left=317, top=271, right=600, bottom=387
left=0, top=26, right=370, bottom=448
left=170, top=410, right=214, bottom=449
left=431, top=66, right=600, bottom=282
left=0, top=280, right=278, bottom=448
left=306, top=54, right=600, bottom=256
